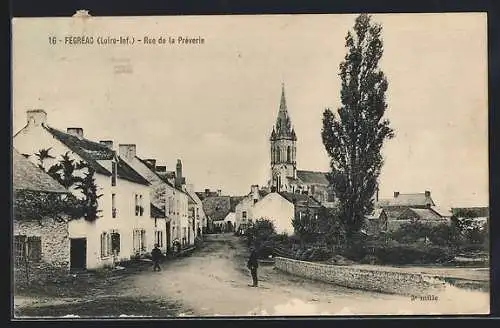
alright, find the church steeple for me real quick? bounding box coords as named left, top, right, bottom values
left=269, top=82, right=298, bottom=192
left=272, top=83, right=295, bottom=140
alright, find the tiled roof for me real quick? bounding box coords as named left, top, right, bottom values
left=408, top=208, right=443, bottom=221
left=377, top=193, right=435, bottom=208
left=44, top=125, right=113, bottom=176
left=202, top=196, right=231, bottom=221
left=117, top=157, right=150, bottom=186
left=258, top=189, right=270, bottom=198
left=150, top=203, right=166, bottom=218
left=13, top=149, right=68, bottom=194
left=296, top=170, right=329, bottom=185
left=278, top=192, right=322, bottom=207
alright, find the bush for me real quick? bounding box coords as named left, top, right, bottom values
left=372, top=242, right=455, bottom=265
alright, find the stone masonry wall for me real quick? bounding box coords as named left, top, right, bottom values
left=13, top=218, right=70, bottom=287
left=275, top=257, right=446, bottom=296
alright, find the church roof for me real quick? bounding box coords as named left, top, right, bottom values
left=296, top=170, right=329, bottom=185
left=271, top=83, right=296, bottom=141
left=278, top=192, right=322, bottom=208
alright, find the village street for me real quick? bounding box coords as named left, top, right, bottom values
left=15, top=234, right=489, bottom=318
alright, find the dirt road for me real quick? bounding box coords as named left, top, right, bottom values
left=15, top=234, right=490, bottom=317
left=123, top=234, right=490, bottom=316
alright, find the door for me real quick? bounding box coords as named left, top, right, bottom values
left=166, top=221, right=171, bottom=252
left=70, top=238, right=87, bottom=270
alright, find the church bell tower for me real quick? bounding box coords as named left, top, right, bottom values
left=269, top=83, right=297, bottom=192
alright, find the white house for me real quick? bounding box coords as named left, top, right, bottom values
left=184, top=183, right=206, bottom=238
left=251, top=192, right=323, bottom=236
left=234, top=185, right=269, bottom=232
left=114, top=145, right=173, bottom=253
left=13, top=109, right=154, bottom=270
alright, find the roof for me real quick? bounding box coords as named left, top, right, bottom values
left=224, top=212, right=236, bottom=222
left=117, top=157, right=150, bottom=186
left=13, top=149, right=69, bottom=194
left=135, top=156, right=175, bottom=189
left=278, top=192, right=322, bottom=207
left=431, top=206, right=453, bottom=218
left=202, top=196, right=231, bottom=221
left=382, top=208, right=406, bottom=220
left=230, top=196, right=245, bottom=212
left=377, top=193, right=435, bottom=208
left=258, top=189, right=270, bottom=198
left=408, top=208, right=443, bottom=221
left=366, top=208, right=383, bottom=220
left=196, top=190, right=220, bottom=201
left=44, top=125, right=113, bottom=176
left=271, top=83, right=296, bottom=141
left=296, top=170, right=329, bottom=185
left=150, top=203, right=166, bottom=218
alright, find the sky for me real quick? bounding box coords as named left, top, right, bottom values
left=12, top=13, right=488, bottom=209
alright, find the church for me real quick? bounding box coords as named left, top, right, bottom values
left=267, top=84, right=335, bottom=207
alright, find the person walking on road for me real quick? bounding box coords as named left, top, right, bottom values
left=151, top=244, right=162, bottom=272
left=247, top=247, right=259, bottom=287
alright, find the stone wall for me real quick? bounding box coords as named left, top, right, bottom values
left=274, top=257, right=446, bottom=296
left=13, top=218, right=70, bottom=287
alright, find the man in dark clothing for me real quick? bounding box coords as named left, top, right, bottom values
left=151, top=244, right=162, bottom=272
left=247, top=247, right=259, bottom=287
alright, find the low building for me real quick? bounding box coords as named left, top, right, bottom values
left=376, top=190, right=436, bottom=209
left=234, top=185, right=269, bottom=232
left=252, top=191, right=322, bottom=235
left=13, top=148, right=71, bottom=286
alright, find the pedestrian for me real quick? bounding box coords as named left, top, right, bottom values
left=151, top=244, right=162, bottom=272
left=247, top=247, right=259, bottom=287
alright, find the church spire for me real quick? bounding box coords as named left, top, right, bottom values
left=273, top=82, right=294, bottom=140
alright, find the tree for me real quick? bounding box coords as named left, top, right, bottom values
left=317, top=206, right=345, bottom=251
left=321, top=14, right=394, bottom=244
left=34, top=148, right=55, bottom=170
left=291, top=207, right=319, bottom=247
left=245, top=218, right=276, bottom=248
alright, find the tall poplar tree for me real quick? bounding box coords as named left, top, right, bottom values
left=322, top=14, right=394, bottom=243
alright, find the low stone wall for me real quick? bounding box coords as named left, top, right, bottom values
left=274, top=257, right=446, bottom=296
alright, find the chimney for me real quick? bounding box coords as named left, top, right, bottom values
left=67, top=127, right=84, bottom=138
left=251, top=184, right=259, bottom=200
left=394, top=191, right=399, bottom=198
left=99, top=140, right=113, bottom=149
left=144, top=158, right=157, bottom=170
left=425, top=190, right=431, bottom=197
left=156, top=165, right=166, bottom=172
left=217, top=189, right=222, bottom=196
left=27, top=109, right=47, bottom=127
left=118, top=144, right=136, bottom=161
left=176, top=159, right=183, bottom=187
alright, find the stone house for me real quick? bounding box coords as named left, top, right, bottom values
left=14, top=109, right=153, bottom=270
left=13, top=148, right=71, bottom=286
left=252, top=191, right=322, bottom=236
left=378, top=207, right=448, bottom=233
left=202, top=194, right=243, bottom=232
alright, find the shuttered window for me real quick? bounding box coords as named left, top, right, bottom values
left=27, top=236, right=42, bottom=262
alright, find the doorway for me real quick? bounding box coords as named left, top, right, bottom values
left=166, top=221, right=171, bottom=253
left=70, top=238, right=87, bottom=270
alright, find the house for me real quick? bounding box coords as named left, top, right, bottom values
left=213, top=211, right=236, bottom=232
left=234, top=185, right=270, bottom=232
left=14, top=109, right=153, bottom=269
left=156, top=160, right=194, bottom=247
left=196, top=188, right=222, bottom=201
left=13, top=148, right=71, bottom=285
left=201, top=194, right=243, bottom=232
left=379, top=207, right=448, bottom=232
left=376, top=191, right=435, bottom=209
left=115, top=145, right=183, bottom=253
left=251, top=191, right=323, bottom=235
left=184, top=183, right=207, bottom=237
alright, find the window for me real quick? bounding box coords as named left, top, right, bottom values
left=242, top=211, right=247, bottom=219
left=139, top=195, right=144, bottom=216
left=287, top=146, right=291, bottom=162
left=111, top=161, right=117, bottom=186
left=253, top=199, right=258, bottom=204
left=14, top=235, right=26, bottom=265
left=112, top=194, right=117, bottom=218
left=155, top=231, right=163, bottom=248
left=135, top=194, right=139, bottom=216
left=27, top=236, right=42, bottom=262
left=133, top=229, right=146, bottom=254
left=101, top=232, right=111, bottom=258
left=111, top=232, right=120, bottom=255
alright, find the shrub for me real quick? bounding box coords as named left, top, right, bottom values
left=372, top=242, right=456, bottom=265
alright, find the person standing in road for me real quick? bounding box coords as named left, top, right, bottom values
left=151, top=244, right=162, bottom=272
left=247, top=247, right=259, bottom=287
